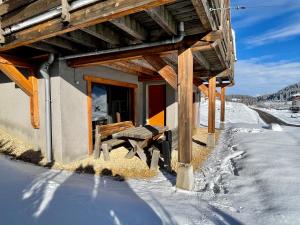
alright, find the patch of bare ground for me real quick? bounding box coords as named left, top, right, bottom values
left=0, top=127, right=219, bottom=179
left=171, top=128, right=220, bottom=172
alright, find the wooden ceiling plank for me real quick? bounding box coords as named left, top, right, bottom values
left=1, top=0, right=70, bottom=28
left=0, top=0, right=36, bottom=16
left=81, top=24, right=120, bottom=45
left=0, top=0, right=175, bottom=51
left=191, top=0, right=216, bottom=31
left=60, top=30, right=100, bottom=49
left=193, top=51, right=210, bottom=70
left=42, top=37, right=82, bottom=52
left=146, top=5, right=177, bottom=35
left=28, top=42, right=60, bottom=54
left=110, top=15, right=148, bottom=41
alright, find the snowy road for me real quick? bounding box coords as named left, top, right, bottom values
left=1, top=102, right=300, bottom=225
left=252, top=108, right=300, bottom=127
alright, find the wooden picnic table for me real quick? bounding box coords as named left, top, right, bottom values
left=112, top=125, right=168, bottom=140
left=112, top=125, right=168, bottom=168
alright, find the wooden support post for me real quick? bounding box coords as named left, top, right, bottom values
left=86, top=80, right=93, bottom=155
left=220, top=86, right=226, bottom=129
left=193, top=91, right=200, bottom=129
left=29, top=71, right=40, bottom=129
left=176, top=48, right=194, bottom=190
left=93, top=126, right=101, bottom=159
left=207, top=76, right=216, bottom=147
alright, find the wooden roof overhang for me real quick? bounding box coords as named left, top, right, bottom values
left=0, top=0, right=235, bottom=85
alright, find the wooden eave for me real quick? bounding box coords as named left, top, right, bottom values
left=0, top=0, right=235, bottom=83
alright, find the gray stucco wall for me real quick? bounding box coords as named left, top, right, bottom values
left=0, top=59, right=180, bottom=163
left=57, top=61, right=139, bottom=163
left=0, top=60, right=139, bottom=163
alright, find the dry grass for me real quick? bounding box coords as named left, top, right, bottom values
left=0, top=127, right=219, bottom=179
left=171, top=128, right=220, bottom=172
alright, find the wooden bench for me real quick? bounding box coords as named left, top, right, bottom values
left=93, top=121, right=134, bottom=161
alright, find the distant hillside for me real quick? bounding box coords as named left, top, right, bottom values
left=257, top=82, right=300, bottom=101
left=227, top=82, right=300, bottom=105
left=226, top=95, right=257, bottom=105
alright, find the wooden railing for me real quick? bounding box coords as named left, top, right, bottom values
left=208, top=0, right=234, bottom=70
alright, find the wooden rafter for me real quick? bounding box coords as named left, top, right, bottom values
left=0, top=56, right=39, bottom=128
left=191, top=0, right=216, bottom=31
left=69, top=32, right=220, bottom=67
left=0, top=0, right=175, bottom=51
left=146, top=5, right=177, bottom=35
left=42, top=37, right=82, bottom=52
left=0, top=0, right=36, bottom=16
left=110, top=15, right=148, bottom=42
left=28, top=42, right=60, bottom=54
left=193, top=51, right=210, bottom=70
left=1, top=0, right=71, bottom=27
left=104, top=61, right=156, bottom=77
left=0, top=54, right=32, bottom=68
left=60, top=30, right=101, bottom=49
left=81, top=24, right=121, bottom=45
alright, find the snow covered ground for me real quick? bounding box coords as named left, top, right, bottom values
left=199, top=98, right=266, bottom=127
left=1, top=101, right=300, bottom=225
left=257, top=108, right=300, bottom=125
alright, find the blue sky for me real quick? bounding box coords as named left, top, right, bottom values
left=228, top=0, right=300, bottom=96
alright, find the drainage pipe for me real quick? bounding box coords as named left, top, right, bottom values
left=59, top=22, right=185, bottom=61
left=4, top=0, right=102, bottom=35
left=39, top=54, right=55, bottom=163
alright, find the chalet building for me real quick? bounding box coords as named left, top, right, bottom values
left=0, top=0, right=235, bottom=190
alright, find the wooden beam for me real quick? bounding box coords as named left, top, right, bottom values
left=104, top=62, right=151, bottom=77
left=0, top=0, right=36, bottom=16
left=111, top=15, right=148, bottom=41
left=84, top=75, right=138, bottom=89
left=177, top=48, right=193, bottom=164
left=1, top=0, right=71, bottom=27
left=0, top=56, right=33, bottom=96
left=81, top=24, right=120, bottom=45
left=115, top=61, right=157, bottom=76
left=28, top=42, right=60, bottom=54
left=1, top=0, right=174, bottom=51
left=60, top=30, right=101, bottom=49
left=0, top=54, right=33, bottom=68
left=193, top=51, right=210, bottom=70
left=208, top=76, right=216, bottom=134
left=29, top=71, right=40, bottom=129
left=42, top=37, right=82, bottom=52
left=191, top=0, right=216, bottom=31
left=69, top=34, right=215, bottom=67
left=146, top=5, right=177, bottom=35
left=143, top=55, right=177, bottom=89
left=193, top=78, right=221, bottom=98
left=220, top=86, right=226, bottom=122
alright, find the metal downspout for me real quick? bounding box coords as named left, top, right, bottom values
left=39, top=54, right=55, bottom=163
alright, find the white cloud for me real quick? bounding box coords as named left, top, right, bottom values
left=228, top=58, right=300, bottom=95
left=245, top=20, right=300, bottom=46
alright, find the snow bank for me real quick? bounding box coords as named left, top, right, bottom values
left=199, top=99, right=265, bottom=128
